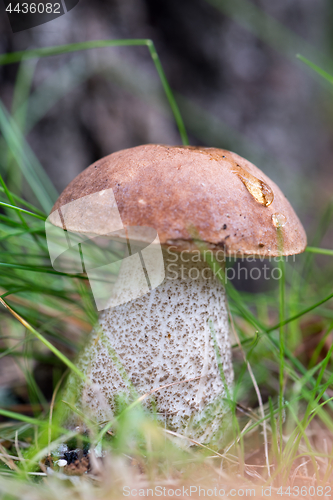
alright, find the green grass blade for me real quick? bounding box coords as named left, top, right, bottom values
left=0, top=409, right=43, bottom=426
left=0, top=187, right=46, bottom=216
left=305, top=246, right=333, bottom=256
left=0, top=201, right=46, bottom=221
left=297, top=55, right=333, bottom=85
left=266, top=290, right=333, bottom=334
left=6, top=59, right=38, bottom=196
left=0, top=40, right=150, bottom=64
left=0, top=101, right=58, bottom=212
left=278, top=256, right=285, bottom=458
left=11, top=59, right=38, bottom=131
left=0, top=262, right=87, bottom=278
left=146, top=40, right=188, bottom=145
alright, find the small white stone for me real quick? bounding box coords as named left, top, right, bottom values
left=56, top=459, right=68, bottom=467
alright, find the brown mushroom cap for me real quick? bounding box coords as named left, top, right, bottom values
left=49, top=144, right=307, bottom=257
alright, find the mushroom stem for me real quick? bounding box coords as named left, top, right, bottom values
left=66, top=248, right=234, bottom=443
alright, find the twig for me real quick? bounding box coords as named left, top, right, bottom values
left=0, top=453, right=24, bottom=461
left=290, top=459, right=311, bottom=487
left=223, top=420, right=253, bottom=454
left=14, top=431, right=24, bottom=464
left=0, top=444, right=19, bottom=471
left=163, top=428, right=232, bottom=461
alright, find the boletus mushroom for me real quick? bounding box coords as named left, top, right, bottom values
left=47, top=144, right=307, bottom=443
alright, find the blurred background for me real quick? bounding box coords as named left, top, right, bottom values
left=0, top=0, right=333, bottom=231
left=0, top=0, right=333, bottom=409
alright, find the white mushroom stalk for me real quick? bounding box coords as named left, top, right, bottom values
left=65, top=248, right=233, bottom=443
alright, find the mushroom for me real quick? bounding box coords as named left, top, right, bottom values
left=47, top=144, right=307, bottom=443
